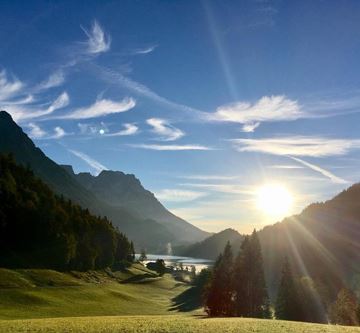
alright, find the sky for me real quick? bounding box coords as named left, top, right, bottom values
left=1, top=0, right=360, bottom=233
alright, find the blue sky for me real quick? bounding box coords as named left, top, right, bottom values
left=1, top=0, right=360, bottom=233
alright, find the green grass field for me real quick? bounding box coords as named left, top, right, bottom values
left=0, top=265, right=192, bottom=320
left=1, top=266, right=360, bottom=333
left=1, top=315, right=360, bottom=333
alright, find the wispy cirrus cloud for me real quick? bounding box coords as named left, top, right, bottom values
left=231, top=136, right=360, bottom=157
left=58, top=97, right=135, bottom=120
left=5, top=91, right=69, bottom=122
left=180, top=183, right=253, bottom=195
left=268, top=164, right=304, bottom=169
left=155, top=189, right=207, bottom=202
left=289, top=156, right=349, bottom=184
left=146, top=118, right=184, bottom=141
left=178, top=174, right=239, bottom=181
left=105, top=123, right=138, bottom=136
left=81, top=20, right=111, bottom=55
left=211, top=95, right=303, bottom=132
left=36, top=70, right=65, bottom=91
left=231, top=136, right=354, bottom=184
left=0, top=70, right=24, bottom=101
left=68, top=149, right=108, bottom=175
left=133, top=45, right=158, bottom=55
left=129, top=144, right=213, bottom=151
left=91, top=64, right=204, bottom=117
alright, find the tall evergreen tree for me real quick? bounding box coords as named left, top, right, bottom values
left=275, top=257, right=302, bottom=321
left=329, top=288, right=360, bottom=326
left=205, top=241, right=234, bottom=316
left=233, top=230, right=270, bottom=318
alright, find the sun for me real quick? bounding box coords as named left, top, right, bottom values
left=256, top=184, right=293, bottom=218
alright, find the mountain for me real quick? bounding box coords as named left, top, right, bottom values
left=176, top=228, right=243, bottom=260
left=62, top=167, right=207, bottom=244
left=259, top=184, right=360, bottom=299
left=0, top=154, right=134, bottom=270
left=179, top=184, right=360, bottom=308
left=0, top=111, right=208, bottom=251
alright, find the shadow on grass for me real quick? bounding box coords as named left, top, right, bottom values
left=120, top=273, right=160, bottom=284
left=169, top=286, right=203, bottom=312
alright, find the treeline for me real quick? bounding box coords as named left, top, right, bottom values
left=204, top=230, right=360, bottom=326
left=0, top=154, right=135, bottom=271
left=205, top=231, right=270, bottom=318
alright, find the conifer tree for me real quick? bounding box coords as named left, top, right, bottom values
left=205, top=241, right=234, bottom=316
left=233, top=230, right=270, bottom=318
left=275, top=257, right=302, bottom=321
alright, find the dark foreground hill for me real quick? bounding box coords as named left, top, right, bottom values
left=0, top=111, right=208, bottom=251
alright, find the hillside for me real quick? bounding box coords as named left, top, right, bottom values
left=0, top=265, right=191, bottom=320
left=0, top=154, right=134, bottom=270
left=179, top=182, right=360, bottom=322
left=62, top=167, right=207, bottom=244
left=0, top=111, right=208, bottom=251
left=177, top=228, right=243, bottom=259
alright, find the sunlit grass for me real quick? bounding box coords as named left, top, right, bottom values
left=1, top=315, right=360, bottom=333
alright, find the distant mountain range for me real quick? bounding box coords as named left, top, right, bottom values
left=61, top=166, right=206, bottom=244
left=0, top=111, right=209, bottom=252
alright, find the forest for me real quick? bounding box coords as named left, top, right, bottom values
left=204, top=231, right=360, bottom=326
left=0, top=154, right=135, bottom=271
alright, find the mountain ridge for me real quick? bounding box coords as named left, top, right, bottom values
left=0, top=111, right=208, bottom=251
left=61, top=166, right=207, bottom=243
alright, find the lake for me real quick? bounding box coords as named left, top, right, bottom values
left=136, top=254, right=213, bottom=273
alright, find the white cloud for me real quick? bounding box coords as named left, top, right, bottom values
left=290, top=156, right=349, bottom=184
left=180, top=183, right=253, bottom=195
left=211, top=95, right=304, bottom=131
left=4, top=94, right=34, bottom=105
left=47, top=92, right=70, bottom=114
left=68, top=149, right=108, bottom=175
left=242, top=122, right=260, bottom=132
left=129, top=144, right=213, bottom=151
left=92, top=64, right=204, bottom=117
left=36, top=70, right=65, bottom=91
left=81, top=20, right=111, bottom=54
left=59, top=97, right=135, bottom=120
left=27, top=123, right=69, bottom=140
left=51, top=126, right=67, bottom=139
left=231, top=136, right=360, bottom=157
left=5, top=91, right=69, bottom=122
left=78, top=123, right=98, bottom=135
left=106, top=123, right=138, bottom=136
left=0, top=70, right=24, bottom=101
left=133, top=45, right=158, bottom=55
left=268, top=164, right=304, bottom=169
left=155, top=189, right=207, bottom=202
left=179, top=175, right=239, bottom=181
left=146, top=118, right=184, bottom=141
left=28, top=123, right=47, bottom=139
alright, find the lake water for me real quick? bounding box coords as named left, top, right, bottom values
left=136, top=254, right=213, bottom=273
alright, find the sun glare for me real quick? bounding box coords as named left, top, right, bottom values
left=256, top=184, right=293, bottom=218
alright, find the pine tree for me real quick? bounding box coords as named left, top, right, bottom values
left=233, top=230, right=270, bottom=318
left=275, top=257, right=302, bottom=321
left=205, top=241, right=234, bottom=316
left=329, top=288, right=360, bottom=326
